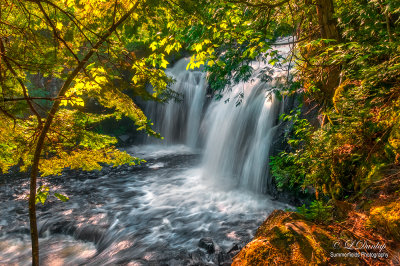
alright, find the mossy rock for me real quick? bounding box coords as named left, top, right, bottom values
left=232, top=210, right=360, bottom=265
left=367, top=201, right=400, bottom=241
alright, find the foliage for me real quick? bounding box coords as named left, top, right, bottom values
left=181, top=1, right=297, bottom=101
left=367, top=201, right=400, bottom=241
left=0, top=0, right=189, bottom=180
left=297, top=200, right=333, bottom=223
left=0, top=1, right=209, bottom=262
left=270, top=105, right=312, bottom=190
left=269, top=0, right=400, bottom=200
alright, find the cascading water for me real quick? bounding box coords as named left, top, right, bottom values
left=147, top=57, right=285, bottom=192
left=0, top=47, right=292, bottom=265
left=145, top=58, right=207, bottom=147
left=201, top=62, right=282, bottom=193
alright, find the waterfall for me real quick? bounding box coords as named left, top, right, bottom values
left=146, top=54, right=289, bottom=193
left=145, top=58, right=207, bottom=147
left=201, top=62, right=282, bottom=193
left=0, top=47, right=294, bottom=266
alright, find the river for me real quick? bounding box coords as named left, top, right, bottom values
left=0, top=53, right=292, bottom=265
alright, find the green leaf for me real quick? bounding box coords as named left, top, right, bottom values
left=54, top=193, right=69, bottom=202
left=35, top=186, right=49, bottom=205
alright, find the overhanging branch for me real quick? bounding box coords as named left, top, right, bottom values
left=2, top=97, right=60, bottom=102
left=228, top=0, right=290, bottom=9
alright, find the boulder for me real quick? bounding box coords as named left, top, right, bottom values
left=198, top=237, right=215, bottom=254
left=232, top=210, right=360, bottom=265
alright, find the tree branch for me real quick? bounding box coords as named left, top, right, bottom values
left=228, top=0, right=290, bottom=9
left=0, top=39, right=43, bottom=127
left=2, top=97, right=60, bottom=102
left=36, top=1, right=81, bottom=63
left=0, top=106, right=18, bottom=126
left=32, top=0, right=97, bottom=46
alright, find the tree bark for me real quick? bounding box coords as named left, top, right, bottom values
left=315, top=0, right=340, bottom=40
left=315, top=0, right=341, bottom=101
left=28, top=1, right=140, bottom=265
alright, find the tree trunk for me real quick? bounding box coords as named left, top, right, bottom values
left=316, top=0, right=340, bottom=40
left=29, top=167, right=39, bottom=265
left=315, top=0, right=341, bottom=101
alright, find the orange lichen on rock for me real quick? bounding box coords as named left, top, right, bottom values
left=232, top=210, right=359, bottom=265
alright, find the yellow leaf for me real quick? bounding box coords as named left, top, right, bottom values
left=165, top=45, right=173, bottom=54
left=176, top=43, right=182, bottom=50
left=74, top=98, right=85, bottom=107
left=150, top=42, right=157, bottom=51
left=56, top=22, right=63, bottom=31
left=160, top=38, right=167, bottom=46
left=194, top=43, right=202, bottom=52
left=160, top=59, right=169, bottom=69
left=132, top=13, right=139, bottom=20
left=95, top=75, right=107, bottom=84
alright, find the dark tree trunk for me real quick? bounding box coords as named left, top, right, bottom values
left=29, top=170, right=39, bottom=265
left=316, top=0, right=341, bottom=101
left=316, top=0, right=340, bottom=40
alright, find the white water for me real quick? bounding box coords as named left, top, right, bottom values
left=0, top=146, right=290, bottom=265
left=201, top=62, right=282, bottom=193
left=0, top=47, right=293, bottom=265
left=148, top=55, right=288, bottom=192
left=145, top=58, right=207, bottom=147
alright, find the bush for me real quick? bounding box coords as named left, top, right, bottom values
left=297, top=200, right=332, bottom=223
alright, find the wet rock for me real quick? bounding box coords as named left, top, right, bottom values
left=38, top=220, right=76, bottom=236
left=198, top=237, right=215, bottom=254
left=189, top=248, right=206, bottom=263
left=15, top=207, right=26, bottom=215
left=227, top=243, right=239, bottom=253
left=217, top=252, right=232, bottom=265
left=74, top=225, right=105, bottom=244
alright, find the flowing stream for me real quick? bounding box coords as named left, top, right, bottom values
left=0, top=52, right=292, bottom=265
